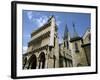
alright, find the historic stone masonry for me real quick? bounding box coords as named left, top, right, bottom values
left=23, top=16, right=91, bottom=69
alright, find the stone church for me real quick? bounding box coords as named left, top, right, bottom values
left=23, top=15, right=91, bottom=69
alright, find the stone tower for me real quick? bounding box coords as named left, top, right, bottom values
left=59, top=25, right=73, bottom=67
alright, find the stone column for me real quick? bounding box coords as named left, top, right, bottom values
left=45, top=54, right=48, bottom=68
left=36, top=52, right=39, bottom=69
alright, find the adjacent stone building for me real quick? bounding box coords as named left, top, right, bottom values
left=23, top=16, right=91, bottom=69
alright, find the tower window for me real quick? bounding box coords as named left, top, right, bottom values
left=54, top=37, right=55, bottom=47
left=66, top=41, right=69, bottom=49
left=64, top=42, right=66, bottom=47
left=75, top=42, right=79, bottom=52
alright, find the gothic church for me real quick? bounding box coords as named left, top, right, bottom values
left=23, top=16, right=91, bottom=69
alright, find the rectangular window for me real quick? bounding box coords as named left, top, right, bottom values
left=64, top=42, right=66, bottom=47
left=75, top=42, right=79, bottom=52
left=54, top=37, right=55, bottom=47
left=67, top=41, right=69, bottom=49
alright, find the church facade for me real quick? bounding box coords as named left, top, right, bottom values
left=23, top=16, right=91, bottom=69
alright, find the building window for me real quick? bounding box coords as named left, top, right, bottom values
left=49, top=46, right=52, bottom=51
left=54, top=37, right=55, bottom=47
left=64, top=41, right=66, bottom=47
left=75, top=42, right=79, bottom=52
left=66, top=41, right=69, bottom=49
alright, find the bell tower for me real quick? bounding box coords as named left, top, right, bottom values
left=60, top=24, right=73, bottom=67
left=63, top=24, right=70, bottom=49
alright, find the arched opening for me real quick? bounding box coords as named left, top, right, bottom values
left=38, top=52, right=45, bottom=69
left=28, top=54, right=37, bottom=69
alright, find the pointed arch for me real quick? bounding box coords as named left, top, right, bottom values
left=28, top=54, right=37, bottom=69
left=38, top=52, right=45, bottom=69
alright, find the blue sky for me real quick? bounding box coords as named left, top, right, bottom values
left=22, top=10, right=90, bottom=53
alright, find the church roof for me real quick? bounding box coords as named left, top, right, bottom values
left=70, top=36, right=82, bottom=42
left=81, top=43, right=90, bottom=47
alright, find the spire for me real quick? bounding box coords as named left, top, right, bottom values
left=72, top=22, right=78, bottom=37
left=48, top=15, right=55, bottom=22
left=64, top=24, right=69, bottom=40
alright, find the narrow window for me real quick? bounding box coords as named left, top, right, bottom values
left=64, top=41, right=66, bottom=47
left=54, top=37, right=55, bottom=47
left=66, top=41, right=69, bottom=49
left=75, top=42, right=79, bottom=52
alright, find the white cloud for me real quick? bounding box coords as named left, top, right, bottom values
left=59, top=37, right=63, bottom=44
left=27, top=11, right=33, bottom=20
left=23, top=46, right=28, bottom=54
left=24, top=34, right=30, bottom=38
left=35, top=15, right=61, bottom=28
left=35, top=16, right=48, bottom=27
left=56, top=20, right=61, bottom=26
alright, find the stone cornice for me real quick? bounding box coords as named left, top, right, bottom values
left=31, top=20, right=51, bottom=37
